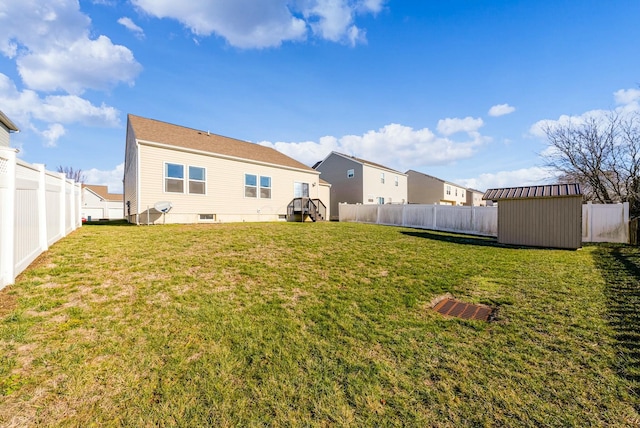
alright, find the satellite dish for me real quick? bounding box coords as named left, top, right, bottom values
left=154, top=201, right=172, bottom=213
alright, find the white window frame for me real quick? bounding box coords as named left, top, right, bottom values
left=188, top=166, right=206, bottom=195
left=165, top=162, right=185, bottom=193
left=260, top=175, right=272, bottom=199
left=395, top=176, right=399, bottom=187
left=245, top=173, right=258, bottom=198
left=380, top=172, right=385, bottom=184
left=347, top=169, right=354, bottom=178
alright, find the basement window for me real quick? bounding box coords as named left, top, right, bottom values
left=199, top=214, right=215, bottom=221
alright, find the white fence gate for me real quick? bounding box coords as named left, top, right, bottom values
left=339, top=202, right=630, bottom=244
left=0, top=147, right=82, bottom=289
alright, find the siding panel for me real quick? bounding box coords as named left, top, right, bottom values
left=137, top=144, right=323, bottom=223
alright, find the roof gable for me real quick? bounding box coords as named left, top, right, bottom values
left=483, top=184, right=582, bottom=200
left=128, top=114, right=314, bottom=172
left=83, top=184, right=122, bottom=202
left=321, top=151, right=405, bottom=175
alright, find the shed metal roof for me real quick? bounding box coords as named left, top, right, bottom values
left=483, top=183, right=581, bottom=200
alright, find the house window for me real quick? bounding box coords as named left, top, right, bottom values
left=381, top=173, right=385, bottom=184
left=199, top=214, right=215, bottom=221
left=294, top=182, right=309, bottom=198
left=189, top=166, right=206, bottom=194
left=446, top=185, right=451, bottom=195
left=455, top=188, right=458, bottom=197
left=260, top=176, right=271, bottom=199
left=395, top=176, right=399, bottom=187
left=377, top=197, right=385, bottom=204
left=347, top=169, right=354, bottom=178
left=165, top=163, right=184, bottom=193
left=245, top=174, right=257, bottom=197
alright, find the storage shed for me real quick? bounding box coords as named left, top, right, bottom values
left=483, top=184, right=582, bottom=249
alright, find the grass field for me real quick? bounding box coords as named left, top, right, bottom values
left=0, top=221, right=638, bottom=426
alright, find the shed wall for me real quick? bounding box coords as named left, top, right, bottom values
left=498, top=197, right=582, bottom=249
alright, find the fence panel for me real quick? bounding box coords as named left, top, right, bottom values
left=0, top=147, right=81, bottom=289
left=339, top=203, right=498, bottom=237
left=14, top=160, right=41, bottom=275
left=582, top=202, right=629, bottom=243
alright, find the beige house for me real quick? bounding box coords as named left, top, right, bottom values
left=82, top=185, right=124, bottom=221
left=313, top=152, right=407, bottom=221
left=124, top=114, right=329, bottom=224
left=465, top=188, right=486, bottom=207
left=0, top=110, right=19, bottom=147
left=406, top=170, right=467, bottom=206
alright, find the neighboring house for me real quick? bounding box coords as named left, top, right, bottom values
left=124, top=114, right=330, bottom=224
left=82, top=185, right=124, bottom=220
left=0, top=110, right=19, bottom=147
left=313, top=152, right=408, bottom=221
left=406, top=170, right=467, bottom=206
left=465, top=188, right=486, bottom=207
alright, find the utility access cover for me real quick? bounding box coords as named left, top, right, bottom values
left=433, top=298, right=495, bottom=321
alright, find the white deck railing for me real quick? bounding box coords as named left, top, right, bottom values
left=0, top=147, right=82, bottom=289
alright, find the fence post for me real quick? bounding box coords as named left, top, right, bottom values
left=34, top=164, right=48, bottom=253
left=624, top=202, right=630, bottom=244
left=402, top=204, right=407, bottom=227
left=433, top=205, right=437, bottom=230
left=76, top=183, right=82, bottom=228
left=58, top=172, right=66, bottom=239
left=0, top=147, right=17, bottom=288
left=583, top=202, right=592, bottom=243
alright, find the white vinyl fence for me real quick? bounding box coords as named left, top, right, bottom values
left=339, top=203, right=498, bottom=237
left=0, top=147, right=82, bottom=289
left=339, top=202, right=630, bottom=244
left=582, top=201, right=629, bottom=243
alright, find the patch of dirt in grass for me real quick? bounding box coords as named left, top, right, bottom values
left=0, top=287, right=17, bottom=318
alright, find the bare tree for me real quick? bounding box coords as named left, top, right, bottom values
left=543, top=111, right=640, bottom=217
left=57, top=166, right=87, bottom=183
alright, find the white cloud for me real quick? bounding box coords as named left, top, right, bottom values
left=530, top=87, right=640, bottom=138
left=118, top=17, right=145, bottom=39
left=259, top=122, right=488, bottom=172
left=40, top=123, right=66, bottom=148
left=0, top=73, right=120, bottom=147
left=436, top=116, right=484, bottom=136
left=614, top=88, right=640, bottom=105
left=0, top=73, right=120, bottom=128
left=488, top=103, right=516, bottom=117
left=132, top=0, right=385, bottom=48
left=84, top=163, right=125, bottom=193
left=456, top=167, right=560, bottom=192
left=0, top=0, right=141, bottom=94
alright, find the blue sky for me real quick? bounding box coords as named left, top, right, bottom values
left=1, top=0, right=639, bottom=193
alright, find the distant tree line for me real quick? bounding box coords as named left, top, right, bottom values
left=57, top=166, right=86, bottom=184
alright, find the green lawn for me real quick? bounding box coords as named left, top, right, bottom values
left=1, top=222, right=638, bottom=426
